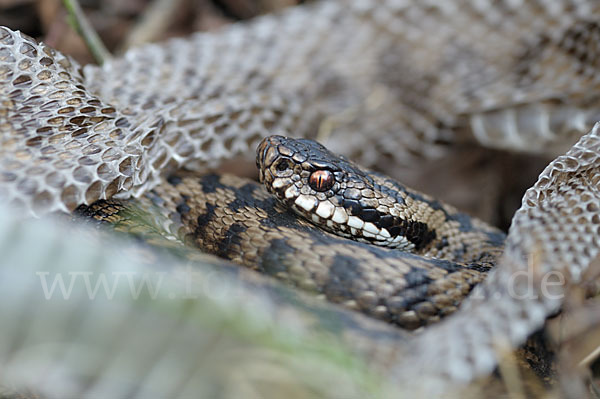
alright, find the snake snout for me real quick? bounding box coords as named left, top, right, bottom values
left=256, top=135, right=286, bottom=170
left=256, top=135, right=295, bottom=194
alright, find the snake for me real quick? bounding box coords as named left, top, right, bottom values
left=2, top=0, right=600, bottom=396
left=80, top=134, right=505, bottom=331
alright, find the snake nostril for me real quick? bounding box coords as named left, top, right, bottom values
left=274, top=159, right=291, bottom=172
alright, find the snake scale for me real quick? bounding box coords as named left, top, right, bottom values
left=81, top=134, right=505, bottom=331
left=3, top=0, right=600, bottom=396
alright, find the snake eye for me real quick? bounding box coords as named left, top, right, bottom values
left=309, top=170, right=334, bottom=192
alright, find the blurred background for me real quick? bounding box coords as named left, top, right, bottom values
left=1, top=2, right=600, bottom=397
left=0, top=0, right=302, bottom=65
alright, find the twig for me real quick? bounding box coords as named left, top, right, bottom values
left=62, top=0, right=111, bottom=65
left=119, top=0, right=186, bottom=52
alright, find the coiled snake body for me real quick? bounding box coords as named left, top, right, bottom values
left=2, top=0, right=600, bottom=395
left=83, top=135, right=504, bottom=330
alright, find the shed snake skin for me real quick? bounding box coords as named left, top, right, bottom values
left=2, top=0, right=600, bottom=396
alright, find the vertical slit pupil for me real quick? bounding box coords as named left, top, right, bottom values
left=310, top=170, right=333, bottom=191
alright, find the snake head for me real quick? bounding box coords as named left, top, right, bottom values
left=256, top=135, right=431, bottom=251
